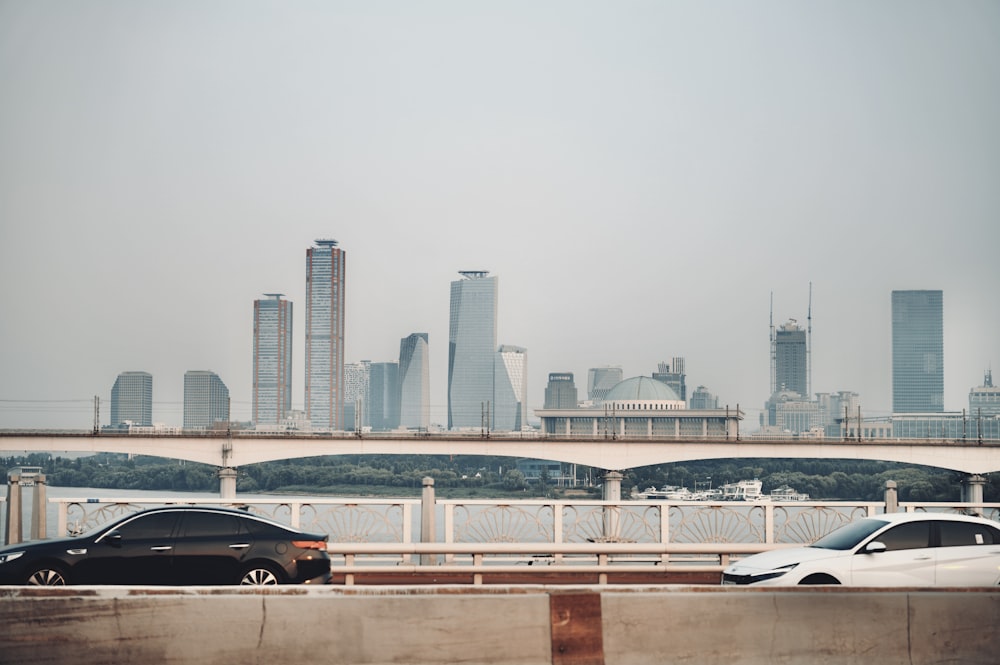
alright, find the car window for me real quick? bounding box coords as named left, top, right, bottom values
left=811, top=518, right=887, bottom=550
left=114, top=512, right=179, bottom=539
left=873, top=522, right=930, bottom=551
left=938, top=521, right=1000, bottom=547
left=181, top=512, right=242, bottom=538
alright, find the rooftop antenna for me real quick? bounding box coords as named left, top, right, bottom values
left=807, top=282, right=813, bottom=398
left=769, top=291, right=776, bottom=395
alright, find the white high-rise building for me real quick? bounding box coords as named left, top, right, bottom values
left=399, top=333, right=430, bottom=429
left=494, top=345, right=527, bottom=431
left=305, top=239, right=346, bottom=430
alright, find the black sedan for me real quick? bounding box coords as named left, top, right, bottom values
left=0, top=505, right=331, bottom=586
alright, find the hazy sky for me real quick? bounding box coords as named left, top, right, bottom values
left=1, top=1, right=998, bottom=430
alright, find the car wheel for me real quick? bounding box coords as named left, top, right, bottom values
left=798, top=573, right=840, bottom=585
left=239, top=563, right=283, bottom=586
left=25, top=565, right=69, bottom=586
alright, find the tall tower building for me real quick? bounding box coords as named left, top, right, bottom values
left=588, top=366, right=623, bottom=403
left=970, top=369, right=1000, bottom=417
left=369, top=362, right=400, bottom=431
left=110, top=371, right=152, bottom=427
left=773, top=321, right=807, bottom=396
left=343, top=361, right=370, bottom=431
left=253, top=294, right=293, bottom=425
left=653, top=357, right=687, bottom=401
left=494, top=345, right=528, bottom=431
left=544, top=373, right=577, bottom=409
left=892, top=290, right=944, bottom=413
left=306, top=239, right=346, bottom=430
left=183, top=370, right=230, bottom=429
left=448, top=271, right=498, bottom=429
left=399, top=333, right=430, bottom=429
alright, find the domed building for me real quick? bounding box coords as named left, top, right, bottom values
left=536, top=375, right=742, bottom=439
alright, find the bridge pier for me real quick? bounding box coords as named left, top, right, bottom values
left=4, top=472, right=22, bottom=545
left=960, top=474, right=986, bottom=516
left=218, top=467, right=238, bottom=499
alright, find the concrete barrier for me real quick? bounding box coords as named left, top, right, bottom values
left=0, top=586, right=997, bottom=664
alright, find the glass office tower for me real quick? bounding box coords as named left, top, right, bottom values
left=369, top=362, right=400, bottom=431
left=494, top=345, right=528, bottom=431
left=774, top=321, right=807, bottom=396
left=588, top=366, right=623, bottom=403
left=544, top=373, right=578, bottom=409
left=399, top=333, right=430, bottom=429
left=892, top=290, right=944, bottom=413
left=183, top=370, right=230, bottom=429
left=305, top=239, right=346, bottom=430
left=110, top=371, right=153, bottom=427
left=253, top=294, right=293, bottom=425
left=448, top=271, right=498, bottom=429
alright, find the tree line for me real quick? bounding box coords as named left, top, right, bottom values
left=2, top=453, right=996, bottom=502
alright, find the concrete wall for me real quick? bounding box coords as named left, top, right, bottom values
left=1, top=586, right=998, bottom=665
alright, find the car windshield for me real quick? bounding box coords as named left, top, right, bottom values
left=809, top=518, right=889, bottom=550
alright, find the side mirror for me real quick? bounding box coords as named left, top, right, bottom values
left=864, top=541, right=887, bottom=554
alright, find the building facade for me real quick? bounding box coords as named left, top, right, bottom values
left=448, top=271, right=498, bottom=430
left=398, top=333, right=430, bottom=429
left=494, top=345, right=528, bottom=431
left=537, top=376, right=741, bottom=439
left=970, top=370, right=999, bottom=417
left=369, top=362, right=400, bottom=431
left=892, top=290, right=944, bottom=413
left=253, top=294, right=293, bottom=425
left=653, top=358, right=686, bottom=401
left=110, top=371, right=153, bottom=427
left=305, top=239, right=346, bottom=430
left=544, top=373, right=578, bottom=409
left=587, top=366, right=623, bottom=404
left=774, top=320, right=807, bottom=396
left=343, top=361, right=370, bottom=431
left=183, top=370, right=230, bottom=429
left=689, top=385, right=719, bottom=410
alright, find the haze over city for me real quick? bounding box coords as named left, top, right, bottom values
left=1, top=1, right=998, bottom=430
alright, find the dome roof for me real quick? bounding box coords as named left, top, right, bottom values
left=604, top=376, right=681, bottom=402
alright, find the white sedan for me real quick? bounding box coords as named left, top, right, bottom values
left=722, top=512, right=1000, bottom=586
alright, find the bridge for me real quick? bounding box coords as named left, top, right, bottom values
left=1, top=430, right=998, bottom=472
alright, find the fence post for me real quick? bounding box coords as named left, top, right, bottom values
left=602, top=471, right=623, bottom=542
left=5, top=473, right=21, bottom=545
left=884, top=480, right=898, bottom=514
left=961, top=474, right=986, bottom=517
left=421, top=477, right=436, bottom=565
left=30, top=473, right=46, bottom=541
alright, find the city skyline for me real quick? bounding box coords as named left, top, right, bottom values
left=1, top=3, right=997, bottom=429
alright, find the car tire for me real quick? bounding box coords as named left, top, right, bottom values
left=25, top=564, right=69, bottom=586
left=239, top=562, right=284, bottom=586
left=798, top=573, right=840, bottom=585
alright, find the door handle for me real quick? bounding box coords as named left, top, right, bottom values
left=229, top=543, right=251, bottom=550
left=150, top=546, right=173, bottom=552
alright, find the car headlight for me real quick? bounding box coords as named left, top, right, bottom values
left=750, top=563, right=799, bottom=582
left=0, top=551, right=25, bottom=565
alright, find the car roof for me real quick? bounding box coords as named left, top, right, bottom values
left=872, top=512, right=999, bottom=526
left=122, top=505, right=301, bottom=531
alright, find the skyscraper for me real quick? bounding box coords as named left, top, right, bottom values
left=305, top=239, right=346, bottom=430
left=774, top=321, right=807, bottom=396
left=343, top=360, right=370, bottom=431
left=494, top=345, right=528, bottom=431
left=448, top=271, right=498, bottom=429
left=892, top=290, right=944, bottom=413
left=399, top=333, right=430, bottom=429
left=369, top=362, right=400, bottom=431
left=110, top=371, right=152, bottom=427
left=588, top=366, right=623, bottom=403
left=183, top=370, right=230, bottom=429
left=544, top=372, right=577, bottom=409
left=653, top=357, right=687, bottom=401
left=253, top=293, right=293, bottom=425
